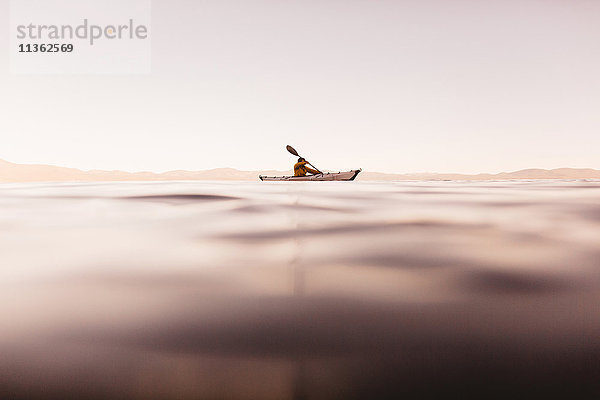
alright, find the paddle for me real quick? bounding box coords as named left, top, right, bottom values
left=286, top=145, right=323, bottom=174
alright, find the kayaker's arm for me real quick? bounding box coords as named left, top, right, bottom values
left=305, top=166, right=320, bottom=175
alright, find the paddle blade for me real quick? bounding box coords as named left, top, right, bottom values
left=286, top=145, right=299, bottom=157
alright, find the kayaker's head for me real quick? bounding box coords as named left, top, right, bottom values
left=298, top=157, right=305, bottom=163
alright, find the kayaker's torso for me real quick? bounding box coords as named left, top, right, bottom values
left=294, top=161, right=319, bottom=177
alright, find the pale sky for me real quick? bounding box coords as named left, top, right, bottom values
left=1, top=0, right=599, bottom=174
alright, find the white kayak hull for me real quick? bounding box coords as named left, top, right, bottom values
left=259, top=169, right=361, bottom=181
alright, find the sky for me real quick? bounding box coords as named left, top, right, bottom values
left=1, top=0, right=599, bottom=174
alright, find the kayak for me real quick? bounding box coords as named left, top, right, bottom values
left=259, top=169, right=361, bottom=181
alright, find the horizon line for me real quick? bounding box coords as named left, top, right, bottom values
left=1, top=158, right=599, bottom=177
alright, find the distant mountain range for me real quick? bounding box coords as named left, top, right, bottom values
left=1, top=159, right=599, bottom=182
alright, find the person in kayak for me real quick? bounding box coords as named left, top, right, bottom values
left=294, top=158, right=320, bottom=177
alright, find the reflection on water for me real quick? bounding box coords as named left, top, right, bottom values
left=1, top=180, right=599, bottom=399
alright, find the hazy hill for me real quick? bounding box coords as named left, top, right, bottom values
left=361, top=168, right=600, bottom=181
left=0, top=159, right=599, bottom=182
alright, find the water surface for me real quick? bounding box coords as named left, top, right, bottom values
left=1, top=180, right=599, bottom=399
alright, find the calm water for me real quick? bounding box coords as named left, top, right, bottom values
left=1, top=180, right=600, bottom=399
